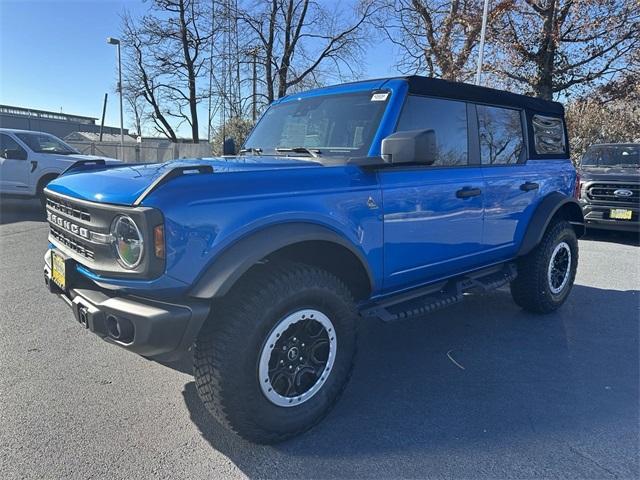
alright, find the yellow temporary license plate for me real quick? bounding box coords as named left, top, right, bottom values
left=51, top=250, right=66, bottom=291
left=610, top=208, right=633, bottom=220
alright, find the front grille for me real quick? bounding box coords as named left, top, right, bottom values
left=586, top=183, right=640, bottom=204
left=46, top=197, right=91, bottom=222
left=50, top=225, right=95, bottom=260
left=46, top=193, right=99, bottom=263
left=44, top=190, right=163, bottom=278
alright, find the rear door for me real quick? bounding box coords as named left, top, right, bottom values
left=476, top=104, right=539, bottom=262
left=379, top=96, right=485, bottom=293
left=0, top=133, right=30, bottom=194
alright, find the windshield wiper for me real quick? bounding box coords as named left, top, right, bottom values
left=239, top=147, right=262, bottom=155
left=275, top=147, right=321, bottom=158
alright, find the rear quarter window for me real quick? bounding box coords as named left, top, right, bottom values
left=532, top=115, right=566, bottom=155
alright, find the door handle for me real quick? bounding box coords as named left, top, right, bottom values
left=520, top=182, right=539, bottom=192
left=456, top=187, right=482, bottom=199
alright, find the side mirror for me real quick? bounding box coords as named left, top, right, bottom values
left=2, top=148, right=27, bottom=160
left=381, top=129, right=436, bottom=165
left=222, top=137, right=236, bottom=156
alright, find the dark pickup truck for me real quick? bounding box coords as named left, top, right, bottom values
left=578, top=143, right=639, bottom=232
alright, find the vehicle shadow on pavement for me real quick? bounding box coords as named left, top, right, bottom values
left=583, top=229, right=640, bottom=247
left=181, top=284, right=639, bottom=478
left=0, top=198, right=45, bottom=225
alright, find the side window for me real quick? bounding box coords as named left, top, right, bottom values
left=0, top=134, right=28, bottom=160
left=477, top=105, right=524, bottom=165
left=532, top=114, right=566, bottom=155
left=396, top=96, right=468, bottom=166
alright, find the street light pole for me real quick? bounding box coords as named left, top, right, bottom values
left=475, top=0, right=490, bottom=86
left=107, top=37, right=124, bottom=150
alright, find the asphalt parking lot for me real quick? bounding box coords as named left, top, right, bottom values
left=1, top=198, right=638, bottom=479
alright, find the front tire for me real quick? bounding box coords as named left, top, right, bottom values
left=194, top=262, right=358, bottom=444
left=510, top=220, right=578, bottom=313
left=37, top=174, right=58, bottom=211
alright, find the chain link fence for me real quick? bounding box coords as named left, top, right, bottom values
left=66, top=141, right=213, bottom=163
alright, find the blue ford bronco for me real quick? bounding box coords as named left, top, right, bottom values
left=43, top=76, right=584, bottom=443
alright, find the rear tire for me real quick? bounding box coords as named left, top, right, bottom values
left=194, top=262, right=358, bottom=444
left=510, top=220, right=578, bottom=313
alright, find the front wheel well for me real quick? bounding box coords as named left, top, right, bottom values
left=264, top=241, right=372, bottom=301
left=37, top=174, right=58, bottom=195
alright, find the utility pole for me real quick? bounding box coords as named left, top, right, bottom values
left=250, top=47, right=259, bottom=122
left=99, top=93, right=108, bottom=142
left=207, top=0, right=215, bottom=142
left=475, top=0, right=490, bottom=86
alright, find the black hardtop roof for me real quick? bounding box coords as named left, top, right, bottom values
left=400, top=76, right=564, bottom=115
left=287, top=75, right=564, bottom=115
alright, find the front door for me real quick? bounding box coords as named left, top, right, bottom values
left=379, top=95, right=485, bottom=293
left=0, top=133, right=30, bottom=194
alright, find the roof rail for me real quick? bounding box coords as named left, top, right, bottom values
left=133, top=164, right=214, bottom=206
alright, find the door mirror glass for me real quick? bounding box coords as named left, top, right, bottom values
left=381, top=129, right=436, bottom=165
left=222, top=137, right=236, bottom=156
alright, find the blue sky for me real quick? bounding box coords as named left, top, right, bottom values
left=0, top=0, right=398, bottom=137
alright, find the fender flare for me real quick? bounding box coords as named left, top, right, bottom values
left=518, top=192, right=585, bottom=256
left=189, top=222, right=375, bottom=299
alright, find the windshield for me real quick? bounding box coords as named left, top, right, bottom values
left=15, top=132, right=79, bottom=155
left=243, top=91, right=390, bottom=160
left=582, top=144, right=639, bottom=168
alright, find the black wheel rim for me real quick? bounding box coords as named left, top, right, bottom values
left=258, top=309, right=336, bottom=407
left=548, top=241, right=571, bottom=294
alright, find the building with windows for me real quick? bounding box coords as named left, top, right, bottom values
left=0, top=104, right=123, bottom=139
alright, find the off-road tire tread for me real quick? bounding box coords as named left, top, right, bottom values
left=194, top=261, right=357, bottom=444
left=511, top=220, right=578, bottom=313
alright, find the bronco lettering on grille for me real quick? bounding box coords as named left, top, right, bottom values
left=47, top=211, right=90, bottom=239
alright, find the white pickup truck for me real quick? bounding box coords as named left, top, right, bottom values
left=0, top=128, right=120, bottom=206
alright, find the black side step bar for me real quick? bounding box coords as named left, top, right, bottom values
left=360, top=263, right=517, bottom=322
left=133, top=165, right=214, bottom=206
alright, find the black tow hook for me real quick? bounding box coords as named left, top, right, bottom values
left=78, top=306, right=89, bottom=328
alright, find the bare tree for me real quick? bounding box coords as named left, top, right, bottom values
left=125, top=89, right=147, bottom=137
left=237, top=0, right=377, bottom=103
left=122, top=12, right=179, bottom=141
left=491, top=0, right=640, bottom=100
left=566, top=67, right=640, bottom=162
left=376, top=0, right=513, bottom=81
left=121, top=0, right=212, bottom=142
left=211, top=116, right=255, bottom=154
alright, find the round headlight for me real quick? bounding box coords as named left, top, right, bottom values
left=111, top=215, right=143, bottom=268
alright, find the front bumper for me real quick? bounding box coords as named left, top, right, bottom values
left=44, top=251, right=210, bottom=361
left=581, top=203, right=640, bottom=232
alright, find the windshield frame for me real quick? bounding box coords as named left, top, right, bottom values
left=15, top=132, right=79, bottom=155
left=581, top=144, right=639, bottom=168
left=242, top=89, right=391, bottom=163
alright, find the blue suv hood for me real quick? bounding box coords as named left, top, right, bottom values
left=46, top=156, right=321, bottom=205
